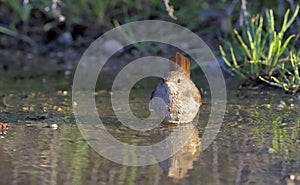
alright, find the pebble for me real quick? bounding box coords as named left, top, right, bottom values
left=0, top=122, right=9, bottom=130
left=279, top=100, right=286, bottom=105
left=260, top=147, right=276, bottom=154
left=58, top=32, right=73, bottom=46
left=277, top=100, right=286, bottom=109
left=62, top=91, right=68, bottom=95
left=64, top=70, right=71, bottom=76
left=50, top=124, right=58, bottom=129
left=73, top=101, right=78, bottom=107
left=57, top=90, right=68, bottom=96
left=103, top=39, right=123, bottom=55
left=285, top=173, right=300, bottom=184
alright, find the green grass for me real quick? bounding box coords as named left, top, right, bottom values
left=260, top=51, right=300, bottom=94
left=220, top=5, right=299, bottom=93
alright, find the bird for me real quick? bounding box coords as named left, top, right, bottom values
left=150, top=52, right=202, bottom=123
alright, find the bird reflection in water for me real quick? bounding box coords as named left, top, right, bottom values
left=159, top=123, right=201, bottom=180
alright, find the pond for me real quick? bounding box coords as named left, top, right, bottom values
left=0, top=53, right=299, bottom=185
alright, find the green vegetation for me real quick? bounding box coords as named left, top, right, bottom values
left=0, top=1, right=299, bottom=93
left=220, top=5, right=299, bottom=94
left=260, top=51, right=300, bottom=94
left=0, top=0, right=164, bottom=30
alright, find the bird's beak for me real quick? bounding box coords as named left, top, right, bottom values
left=165, top=81, right=176, bottom=92
left=165, top=80, right=171, bottom=87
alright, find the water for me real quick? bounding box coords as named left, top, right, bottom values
left=0, top=55, right=299, bottom=185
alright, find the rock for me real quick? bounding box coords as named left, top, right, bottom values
left=0, top=122, right=8, bottom=130
left=58, top=32, right=73, bottom=46
left=50, top=124, right=58, bottom=129
left=103, top=39, right=123, bottom=55
left=260, top=147, right=275, bottom=154
left=277, top=100, right=286, bottom=109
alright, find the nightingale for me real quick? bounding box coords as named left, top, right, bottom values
left=151, top=52, right=202, bottom=123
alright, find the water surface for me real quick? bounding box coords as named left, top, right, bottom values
left=0, top=56, right=299, bottom=185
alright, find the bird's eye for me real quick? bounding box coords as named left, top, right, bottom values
left=162, top=79, right=165, bottom=83
left=177, top=78, right=181, bottom=83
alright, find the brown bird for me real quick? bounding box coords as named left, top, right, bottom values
left=151, top=52, right=202, bottom=123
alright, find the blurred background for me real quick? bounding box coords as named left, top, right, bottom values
left=0, top=0, right=298, bottom=55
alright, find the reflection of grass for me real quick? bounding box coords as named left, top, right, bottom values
left=250, top=104, right=300, bottom=156
left=271, top=113, right=300, bottom=155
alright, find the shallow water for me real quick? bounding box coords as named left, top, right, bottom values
left=0, top=57, right=299, bottom=185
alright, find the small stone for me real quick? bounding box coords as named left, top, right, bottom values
left=64, top=71, right=71, bottom=76
left=0, top=122, right=9, bottom=130
left=58, top=15, right=65, bottom=22
left=260, top=147, right=275, bottom=154
left=73, top=101, right=78, bottom=107
left=279, top=100, right=286, bottom=105
left=58, top=32, right=73, bottom=46
left=290, top=174, right=295, bottom=180
left=277, top=100, right=286, bottom=109
left=103, top=40, right=123, bottom=55
left=50, top=124, right=58, bottom=129
left=22, top=106, right=29, bottom=111
left=268, top=147, right=275, bottom=153
left=57, top=90, right=68, bottom=96
left=296, top=173, right=300, bottom=181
